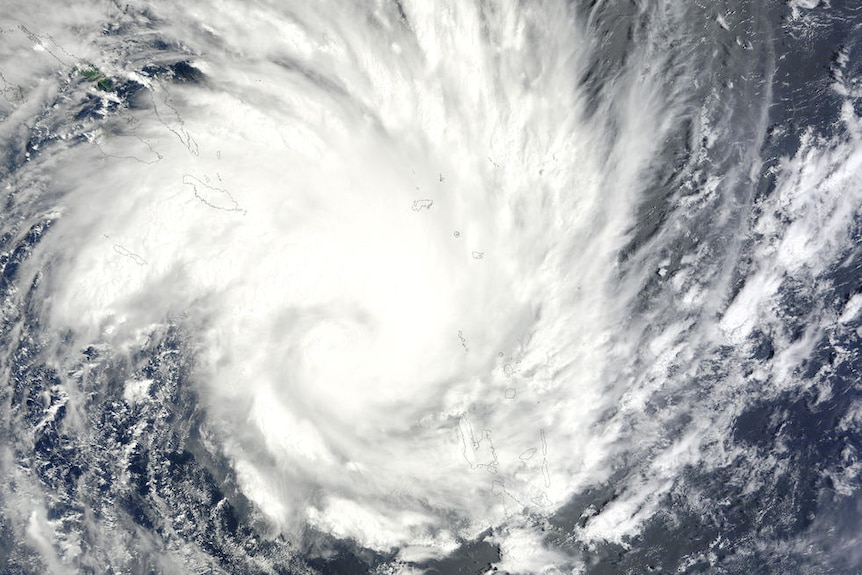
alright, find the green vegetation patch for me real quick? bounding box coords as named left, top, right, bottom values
left=78, top=64, right=113, bottom=92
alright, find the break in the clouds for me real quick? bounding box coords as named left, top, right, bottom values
left=1, top=1, right=862, bottom=574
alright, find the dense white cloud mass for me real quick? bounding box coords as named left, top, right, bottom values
left=1, top=1, right=861, bottom=574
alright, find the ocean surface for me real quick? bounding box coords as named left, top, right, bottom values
left=1, top=1, right=861, bottom=574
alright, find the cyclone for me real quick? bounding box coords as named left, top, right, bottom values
left=1, top=1, right=861, bottom=574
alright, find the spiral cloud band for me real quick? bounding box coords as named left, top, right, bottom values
left=2, top=1, right=862, bottom=574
